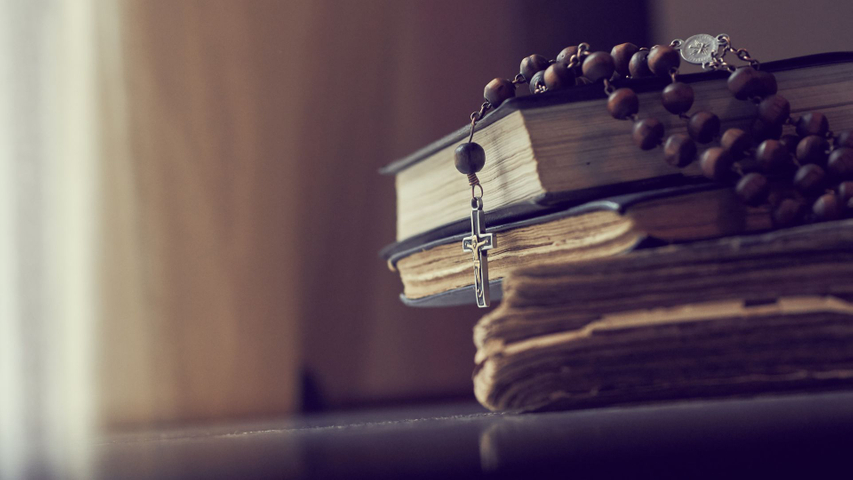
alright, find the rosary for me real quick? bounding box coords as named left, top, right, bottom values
left=454, top=34, right=853, bottom=308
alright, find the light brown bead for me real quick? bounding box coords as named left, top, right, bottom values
left=628, top=50, right=652, bottom=78
left=796, top=112, right=830, bottom=138
left=828, top=147, right=853, bottom=180
left=796, top=135, right=829, bottom=166
left=647, top=45, right=680, bottom=77
left=484, top=78, right=515, bottom=107
left=581, top=52, right=615, bottom=82
left=454, top=142, right=486, bottom=174
left=757, top=95, right=790, bottom=127
left=556, top=46, right=579, bottom=65
left=721, top=128, right=752, bottom=160
left=633, top=117, right=665, bottom=150
left=663, top=134, right=697, bottom=167
left=700, top=147, right=735, bottom=181
left=736, top=173, right=770, bottom=206
left=727, top=67, right=763, bottom=100
left=520, top=54, right=550, bottom=81
left=773, top=198, right=802, bottom=227
left=611, top=43, right=639, bottom=77
left=607, top=88, right=639, bottom=119
left=688, top=111, right=720, bottom=144
left=813, top=193, right=843, bottom=220
left=543, top=62, right=575, bottom=91
left=755, top=139, right=790, bottom=172
left=528, top=70, right=546, bottom=94
left=793, top=164, right=827, bottom=195
left=661, top=82, right=694, bottom=114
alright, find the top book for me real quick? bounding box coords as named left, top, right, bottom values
left=382, top=53, right=853, bottom=242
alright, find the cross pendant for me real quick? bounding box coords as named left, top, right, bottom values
left=462, top=199, right=495, bottom=308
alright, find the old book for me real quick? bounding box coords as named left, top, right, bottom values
left=381, top=53, right=853, bottom=242
left=473, top=219, right=853, bottom=412
left=384, top=184, right=772, bottom=306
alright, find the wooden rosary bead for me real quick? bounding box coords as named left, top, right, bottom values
left=720, top=128, right=751, bottom=160
left=520, top=54, right=550, bottom=81
left=628, top=50, right=652, bottom=78
left=581, top=51, right=616, bottom=82
left=661, top=82, right=694, bottom=115
left=664, top=134, right=697, bottom=167
left=795, top=112, right=829, bottom=138
left=755, top=139, right=790, bottom=172
left=687, top=111, right=720, bottom=144
left=735, top=172, right=770, bottom=206
left=633, top=117, right=665, bottom=150
left=454, top=142, right=486, bottom=174
left=836, top=130, right=853, bottom=149
left=757, top=95, right=791, bottom=127
left=607, top=88, right=639, bottom=119
left=647, top=45, right=680, bottom=77
left=751, top=118, right=783, bottom=142
left=700, top=147, right=735, bottom=181
left=528, top=70, right=546, bottom=94
left=756, top=70, right=778, bottom=96
left=779, top=134, right=801, bottom=153
left=795, top=135, right=829, bottom=166
left=556, top=46, right=578, bottom=65
left=611, top=43, right=639, bottom=77
left=484, top=78, right=515, bottom=107
left=813, top=193, right=843, bottom=220
left=772, top=198, right=802, bottom=227
left=828, top=147, right=853, bottom=180
left=543, top=62, right=575, bottom=91
left=793, top=163, right=827, bottom=195
left=727, top=67, right=763, bottom=100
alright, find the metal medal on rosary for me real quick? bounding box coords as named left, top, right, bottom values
left=455, top=103, right=496, bottom=308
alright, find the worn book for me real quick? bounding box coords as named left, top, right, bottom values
left=384, top=183, right=773, bottom=306
left=381, top=53, right=853, bottom=242
left=472, top=220, right=853, bottom=412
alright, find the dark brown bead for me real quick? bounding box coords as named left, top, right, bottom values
left=813, top=193, right=844, bottom=220
left=755, top=139, right=790, bottom=172
left=736, top=173, right=770, bottom=206
left=543, top=62, right=575, bottom=91
left=663, top=134, right=697, bottom=167
left=647, top=45, right=680, bottom=77
left=581, top=52, right=616, bottom=82
left=757, top=95, right=791, bottom=127
left=773, top=198, right=803, bottom=227
left=661, top=82, right=694, bottom=114
left=779, top=134, right=801, bottom=153
left=828, top=147, right=853, bottom=180
left=484, top=78, right=515, bottom=107
left=700, top=147, right=735, bottom=181
left=611, top=43, right=639, bottom=77
left=751, top=118, right=783, bottom=142
left=607, top=88, right=639, bottom=120
left=836, top=130, right=853, bottom=149
left=796, top=135, right=829, bottom=166
left=796, top=112, right=829, bottom=138
left=528, top=70, right=546, bottom=94
left=721, top=128, right=752, bottom=160
left=628, top=50, right=652, bottom=78
left=756, top=70, right=778, bottom=97
left=838, top=181, right=853, bottom=209
left=520, top=54, right=550, bottom=81
left=687, top=111, right=720, bottom=144
left=793, top=164, right=827, bottom=195
left=727, top=67, right=763, bottom=100
left=454, top=142, right=486, bottom=174
left=556, top=46, right=579, bottom=65
left=633, top=117, right=665, bottom=150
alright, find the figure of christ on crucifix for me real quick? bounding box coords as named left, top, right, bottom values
left=462, top=201, right=495, bottom=308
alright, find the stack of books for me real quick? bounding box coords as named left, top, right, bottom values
left=381, top=53, right=853, bottom=412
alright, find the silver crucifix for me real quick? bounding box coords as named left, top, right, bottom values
left=462, top=197, right=495, bottom=308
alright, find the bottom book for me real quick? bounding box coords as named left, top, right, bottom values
left=473, top=220, right=853, bottom=412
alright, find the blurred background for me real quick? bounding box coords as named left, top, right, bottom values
left=2, top=0, right=851, bottom=477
